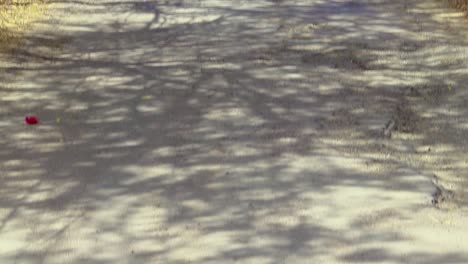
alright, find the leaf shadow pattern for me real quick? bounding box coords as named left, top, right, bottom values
left=1, top=0, right=468, bottom=263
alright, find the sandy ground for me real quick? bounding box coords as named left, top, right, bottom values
left=0, top=0, right=48, bottom=52
left=1, top=0, right=468, bottom=263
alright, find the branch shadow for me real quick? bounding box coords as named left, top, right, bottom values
left=1, top=0, right=468, bottom=263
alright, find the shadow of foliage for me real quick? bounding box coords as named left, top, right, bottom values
left=1, top=0, right=468, bottom=263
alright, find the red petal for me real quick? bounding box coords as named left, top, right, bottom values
left=25, top=116, right=39, bottom=125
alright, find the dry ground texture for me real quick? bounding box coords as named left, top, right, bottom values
left=446, top=0, right=468, bottom=11
left=1, top=0, right=468, bottom=263
left=0, top=0, right=47, bottom=51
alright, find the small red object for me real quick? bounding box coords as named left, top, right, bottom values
left=25, top=116, right=39, bottom=125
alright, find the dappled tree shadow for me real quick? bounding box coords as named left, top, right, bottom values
left=1, top=0, right=468, bottom=263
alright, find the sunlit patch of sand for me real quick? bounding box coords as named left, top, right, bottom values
left=0, top=0, right=48, bottom=52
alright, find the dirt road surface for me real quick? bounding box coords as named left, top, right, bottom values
left=1, top=0, right=468, bottom=263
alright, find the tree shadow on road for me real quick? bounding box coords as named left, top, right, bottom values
left=1, top=0, right=468, bottom=263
